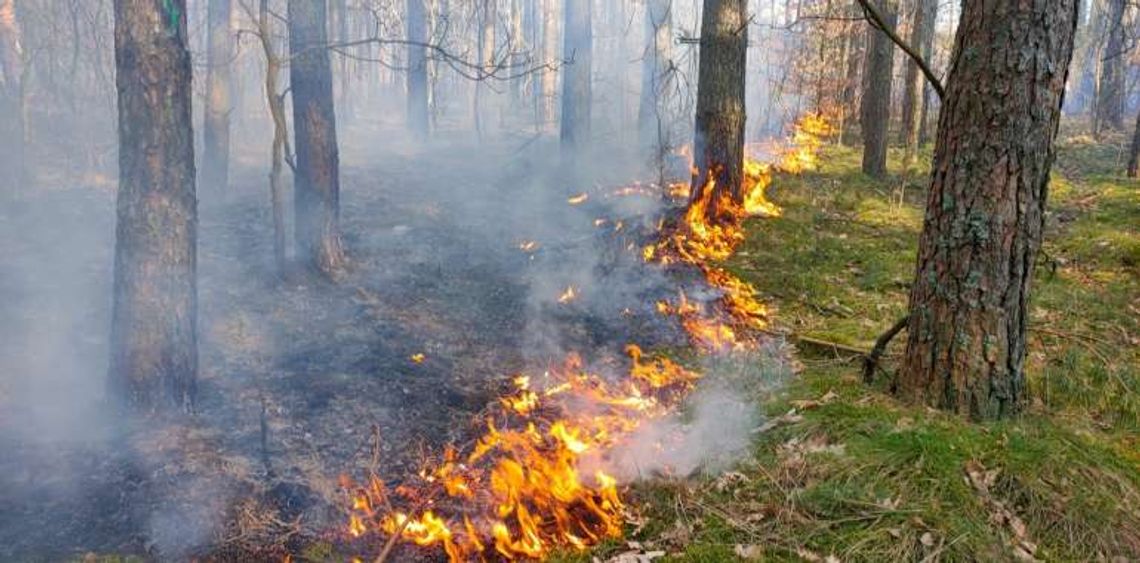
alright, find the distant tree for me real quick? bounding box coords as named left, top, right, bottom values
left=474, top=0, right=496, bottom=137
left=407, top=0, right=430, bottom=139
left=109, top=0, right=198, bottom=412
left=898, top=0, right=1079, bottom=419
left=639, top=0, right=673, bottom=161
left=899, top=0, right=934, bottom=167
left=539, top=0, right=559, bottom=127
left=0, top=0, right=25, bottom=194
left=560, top=0, right=591, bottom=151
left=202, top=0, right=234, bottom=193
left=1095, top=0, right=1127, bottom=134
left=689, top=0, right=747, bottom=222
left=288, top=0, right=346, bottom=276
left=1127, top=109, right=1140, bottom=177
left=859, top=0, right=896, bottom=178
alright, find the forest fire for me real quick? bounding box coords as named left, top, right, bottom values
left=342, top=114, right=831, bottom=561
left=343, top=347, right=701, bottom=561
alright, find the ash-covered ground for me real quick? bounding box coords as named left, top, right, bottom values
left=0, top=129, right=783, bottom=560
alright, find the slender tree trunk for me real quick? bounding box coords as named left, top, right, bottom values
left=253, top=0, right=288, bottom=273
left=289, top=0, right=345, bottom=276
left=559, top=0, right=591, bottom=151
left=840, top=20, right=865, bottom=146
left=639, top=0, right=673, bottom=158
left=1096, top=0, right=1126, bottom=133
left=540, top=0, right=559, bottom=128
left=690, top=0, right=747, bottom=222
left=916, top=0, right=938, bottom=145
left=1128, top=109, right=1140, bottom=177
left=109, top=0, right=198, bottom=412
left=475, top=0, right=496, bottom=137
left=510, top=0, right=525, bottom=105
left=203, top=0, right=234, bottom=193
left=406, top=0, right=429, bottom=139
left=859, top=0, right=896, bottom=179
left=0, top=0, right=25, bottom=194
left=898, top=0, right=1079, bottom=420
left=899, top=0, right=931, bottom=167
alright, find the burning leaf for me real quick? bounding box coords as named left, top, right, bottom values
left=557, top=286, right=579, bottom=304
left=410, top=353, right=426, bottom=364
left=567, top=193, right=589, bottom=205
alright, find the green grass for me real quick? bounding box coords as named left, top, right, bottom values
left=599, top=138, right=1140, bottom=561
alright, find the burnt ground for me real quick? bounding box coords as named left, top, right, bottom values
left=0, top=133, right=709, bottom=561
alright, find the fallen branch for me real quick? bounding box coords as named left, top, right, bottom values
left=862, top=315, right=909, bottom=384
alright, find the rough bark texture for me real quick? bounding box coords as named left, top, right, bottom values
left=109, top=0, right=198, bottom=412
left=859, top=0, right=895, bottom=179
left=202, top=0, right=233, bottom=193
left=690, top=0, right=747, bottom=221
left=0, top=0, right=24, bottom=194
left=899, top=0, right=1079, bottom=420
left=289, top=0, right=345, bottom=276
left=559, top=0, right=591, bottom=151
left=638, top=0, right=673, bottom=155
left=406, top=0, right=429, bottom=139
left=1096, top=0, right=1126, bottom=133
left=899, top=0, right=932, bottom=165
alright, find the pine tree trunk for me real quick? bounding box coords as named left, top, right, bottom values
left=289, top=0, right=345, bottom=276
left=1127, top=109, right=1140, bottom=177
left=916, top=0, right=938, bottom=145
left=540, top=0, right=559, bottom=128
left=899, top=0, right=931, bottom=166
left=859, top=0, right=895, bottom=179
left=109, top=0, right=198, bottom=412
left=638, top=0, right=673, bottom=157
left=898, top=0, right=1079, bottom=420
left=560, top=0, right=591, bottom=151
left=1096, top=0, right=1126, bottom=133
left=203, top=0, right=233, bottom=193
left=406, top=0, right=429, bottom=139
left=0, top=0, right=25, bottom=194
left=690, top=0, right=747, bottom=222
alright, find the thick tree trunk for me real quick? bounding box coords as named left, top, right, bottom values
left=289, top=0, right=345, bottom=276
left=690, top=0, right=747, bottom=222
left=1127, top=109, right=1140, bottom=177
left=859, top=0, right=895, bottom=179
left=638, top=0, right=673, bottom=158
left=0, top=0, right=25, bottom=194
left=1095, top=0, right=1126, bottom=133
left=899, top=0, right=932, bottom=166
left=406, top=0, right=429, bottom=139
left=898, top=0, right=1079, bottom=419
left=109, top=0, right=198, bottom=412
left=202, top=0, right=234, bottom=193
left=559, top=0, right=591, bottom=151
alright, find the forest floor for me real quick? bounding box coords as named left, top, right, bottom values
left=569, top=134, right=1140, bottom=562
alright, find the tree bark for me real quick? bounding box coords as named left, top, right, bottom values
left=1127, top=108, right=1140, bottom=177
left=559, top=0, right=591, bottom=151
left=109, top=0, right=198, bottom=412
left=406, top=0, right=429, bottom=139
left=203, top=0, right=234, bottom=193
left=474, top=0, right=496, bottom=137
left=1095, top=0, right=1126, bottom=133
left=859, top=0, right=895, bottom=179
left=899, top=0, right=932, bottom=166
left=289, top=0, right=345, bottom=276
left=916, top=0, right=939, bottom=146
left=251, top=0, right=288, bottom=274
left=0, top=0, right=25, bottom=194
left=638, top=0, right=673, bottom=159
left=898, top=0, right=1079, bottom=420
left=540, top=0, right=559, bottom=128
left=690, top=0, right=747, bottom=222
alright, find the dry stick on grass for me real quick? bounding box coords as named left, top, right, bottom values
left=862, top=315, right=909, bottom=384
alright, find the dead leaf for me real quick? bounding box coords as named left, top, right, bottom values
left=920, top=532, right=935, bottom=547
